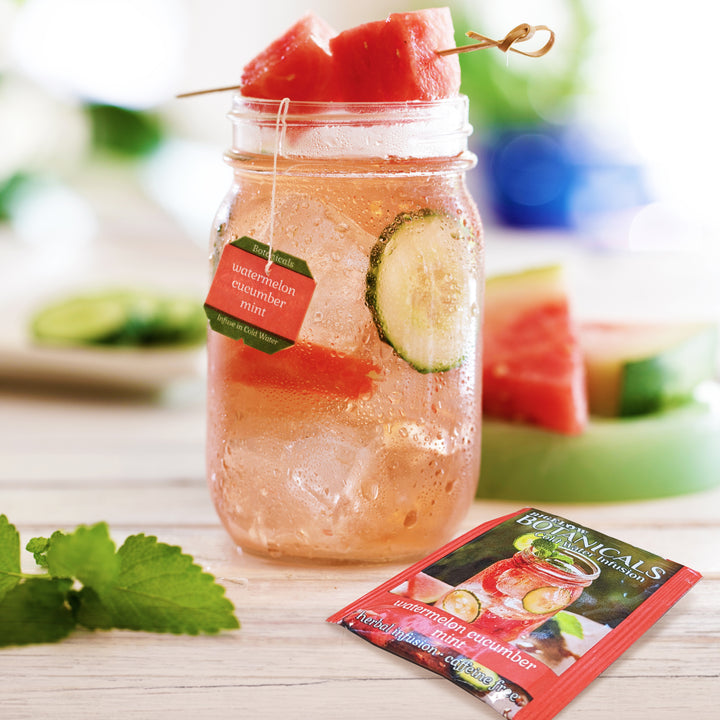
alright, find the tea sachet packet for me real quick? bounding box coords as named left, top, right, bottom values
left=327, top=508, right=701, bottom=719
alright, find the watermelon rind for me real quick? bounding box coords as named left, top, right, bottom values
left=580, top=321, right=718, bottom=417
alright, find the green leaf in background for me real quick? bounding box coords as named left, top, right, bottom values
left=91, top=534, right=240, bottom=635
left=452, top=0, right=594, bottom=129
left=0, top=515, right=22, bottom=602
left=0, top=172, right=35, bottom=222
left=45, top=523, right=120, bottom=592
left=555, top=611, right=584, bottom=639
left=0, top=578, right=76, bottom=648
left=85, top=103, right=164, bottom=158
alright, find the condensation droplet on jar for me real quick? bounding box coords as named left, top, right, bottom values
left=361, top=482, right=379, bottom=501
left=404, top=509, right=418, bottom=528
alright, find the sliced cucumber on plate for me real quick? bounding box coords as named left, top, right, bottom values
left=365, top=209, right=478, bottom=373
left=31, top=290, right=207, bottom=348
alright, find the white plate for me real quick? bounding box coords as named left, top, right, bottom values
left=0, top=295, right=205, bottom=393
left=0, top=340, right=206, bottom=393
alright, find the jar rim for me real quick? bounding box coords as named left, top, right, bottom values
left=230, top=92, right=471, bottom=116
left=519, top=547, right=601, bottom=582
left=227, top=93, right=474, bottom=160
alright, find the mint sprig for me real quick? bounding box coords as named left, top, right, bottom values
left=529, top=537, right=576, bottom=572
left=0, top=515, right=239, bottom=647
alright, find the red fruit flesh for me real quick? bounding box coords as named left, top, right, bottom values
left=240, top=9, right=461, bottom=102
left=329, top=9, right=461, bottom=101
left=240, top=13, right=336, bottom=101
left=482, top=265, right=588, bottom=437
left=483, top=298, right=588, bottom=435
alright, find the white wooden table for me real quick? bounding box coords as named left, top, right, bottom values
left=0, top=371, right=718, bottom=720
left=1, top=205, right=719, bottom=719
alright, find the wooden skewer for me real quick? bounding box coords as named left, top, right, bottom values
left=436, top=23, right=555, bottom=58
left=176, top=23, right=554, bottom=99
left=176, top=84, right=241, bottom=98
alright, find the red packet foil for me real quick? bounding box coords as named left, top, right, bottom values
left=327, top=508, right=701, bottom=719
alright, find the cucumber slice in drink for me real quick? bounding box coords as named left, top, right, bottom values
left=440, top=588, right=481, bottom=622
left=365, top=209, right=477, bottom=373
left=522, top=586, right=573, bottom=615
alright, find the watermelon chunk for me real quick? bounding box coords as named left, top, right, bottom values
left=328, top=9, right=461, bottom=102
left=240, top=13, right=336, bottom=101
left=240, top=9, right=461, bottom=102
left=483, top=265, right=587, bottom=435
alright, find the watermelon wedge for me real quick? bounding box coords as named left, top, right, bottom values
left=482, top=265, right=587, bottom=435
left=240, top=9, right=461, bottom=102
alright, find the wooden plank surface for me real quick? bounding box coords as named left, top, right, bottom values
left=1, top=376, right=718, bottom=720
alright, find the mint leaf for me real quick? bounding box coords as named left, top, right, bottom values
left=26, top=536, right=51, bottom=568
left=45, top=523, right=119, bottom=590
left=0, top=517, right=239, bottom=647
left=0, top=515, right=21, bottom=601
left=74, top=587, right=115, bottom=630
left=555, top=611, right=584, bottom=639
left=88, top=534, right=239, bottom=634
left=0, top=577, right=76, bottom=647
left=531, top=537, right=557, bottom=559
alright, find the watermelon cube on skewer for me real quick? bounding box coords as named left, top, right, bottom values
left=240, top=13, right=337, bottom=101
left=328, top=8, right=461, bottom=101
left=240, top=8, right=461, bottom=102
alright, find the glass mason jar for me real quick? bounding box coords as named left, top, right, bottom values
left=206, top=95, right=484, bottom=562
left=441, top=548, right=601, bottom=641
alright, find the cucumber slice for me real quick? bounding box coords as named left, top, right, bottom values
left=31, top=295, right=130, bottom=345
left=365, top=209, right=478, bottom=373
left=30, top=290, right=207, bottom=347
left=522, top=586, right=573, bottom=615
left=513, top=533, right=544, bottom=552
left=440, top=588, right=481, bottom=622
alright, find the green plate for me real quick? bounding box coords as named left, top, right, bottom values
left=477, top=386, right=720, bottom=502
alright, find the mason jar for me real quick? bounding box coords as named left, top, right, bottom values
left=205, top=94, right=484, bottom=562
left=442, top=547, right=601, bottom=641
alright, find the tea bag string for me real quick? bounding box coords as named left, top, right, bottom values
left=436, top=23, right=554, bottom=58
left=175, top=23, right=554, bottom=100
left=265, top=96, right=289, bottom=274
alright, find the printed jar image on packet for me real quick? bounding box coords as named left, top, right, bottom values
left=327, top=508, right=702, bottom=720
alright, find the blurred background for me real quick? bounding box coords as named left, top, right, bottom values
left=1, top=0, right=719, bottom=387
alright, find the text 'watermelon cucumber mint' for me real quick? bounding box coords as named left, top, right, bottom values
left=204, top=7, right=484, bottom=562
left=328, top=508, right=701, bottom=719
